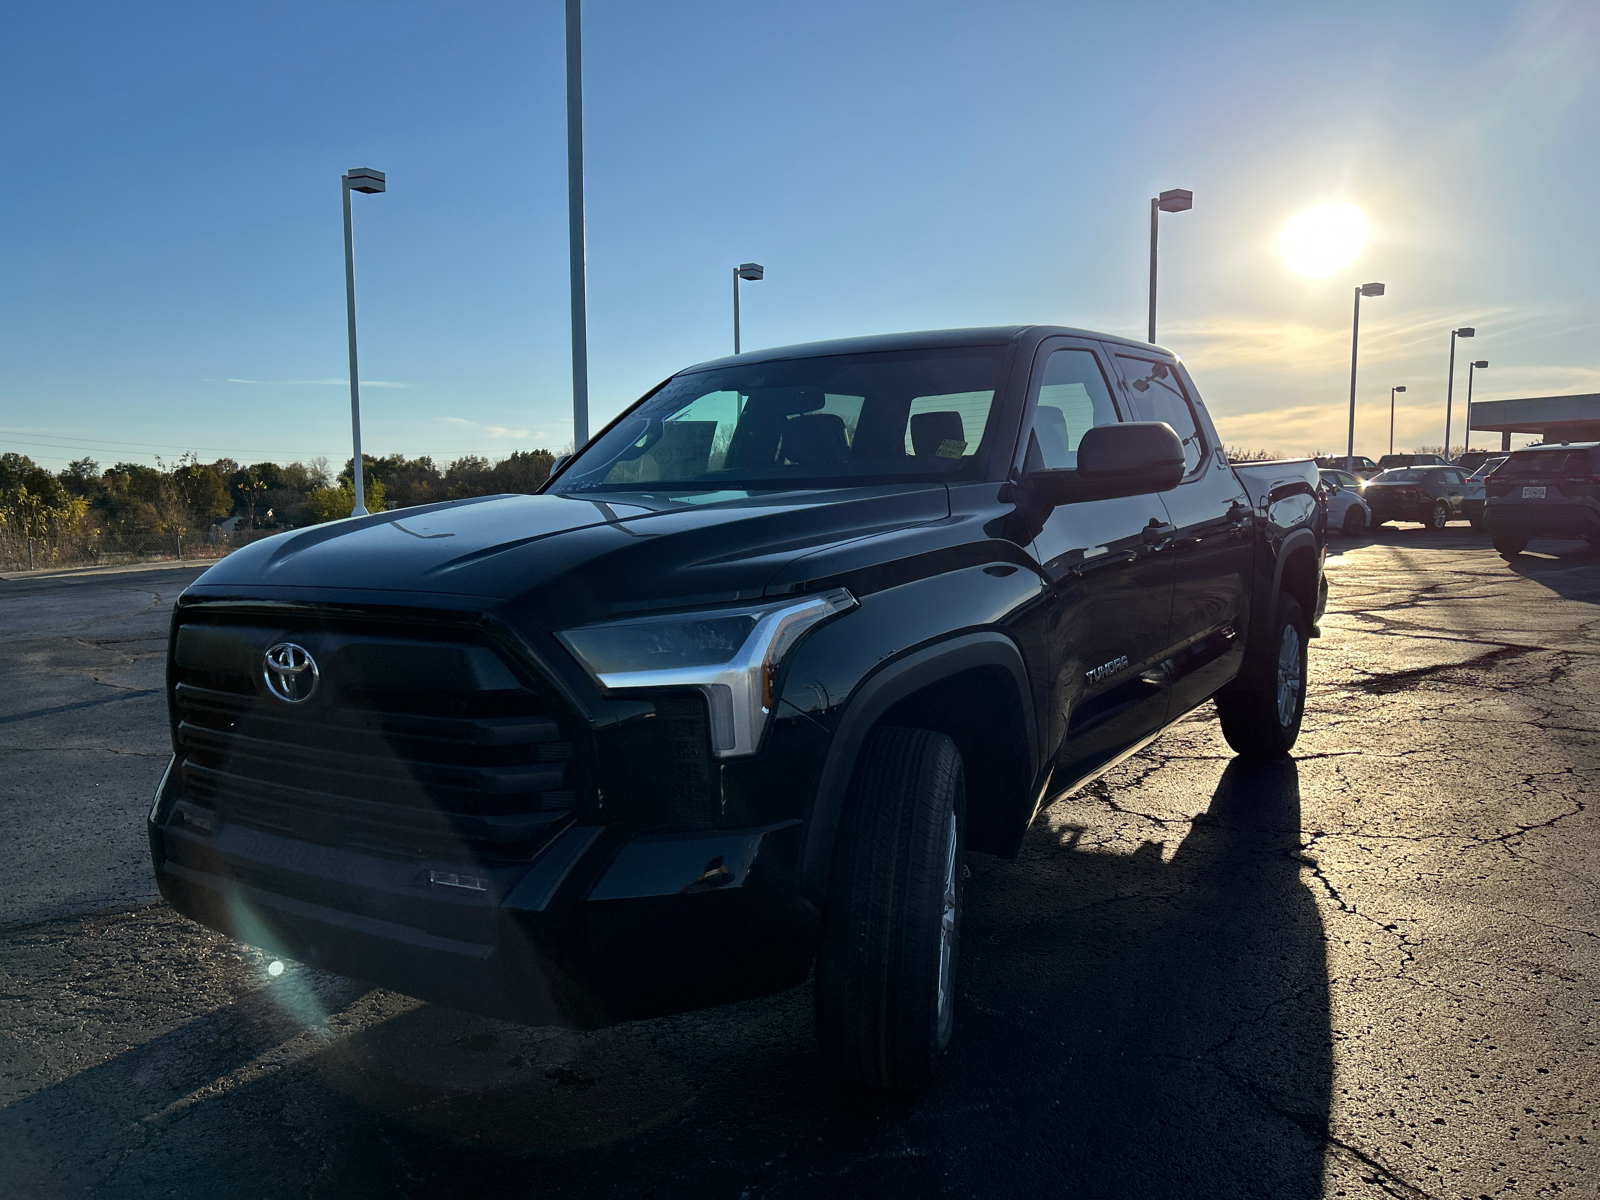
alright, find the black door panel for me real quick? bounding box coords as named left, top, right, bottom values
left=1113, top=356, right=1253, bottom=721
left=1014, top=338, right=1176, bottom=793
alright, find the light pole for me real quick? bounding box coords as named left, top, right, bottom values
left=1148, top=189, right=1192, bottom=344
left=565, top=0, right=590, bottom=449
left=1346, top=282, right=1386, bottom=473
left=733, top=263, right=763, bottom=354
left=1389, top=385, right=1406, bottom=456
left=1464, top=360, right=1488, bottom=454
left=1443, top=326, right=1475, bottom=457
left=341, top=166, right=385, bottom=518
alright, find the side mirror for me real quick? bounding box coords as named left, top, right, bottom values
left=1023, top=422, right=1186, bottom=507
left=549, top=454, right=571, bottom=477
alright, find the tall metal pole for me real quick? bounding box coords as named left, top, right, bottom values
left=341, top=178, right=367, bottom=517
left=1464, top=363, right=1480, bottom=455
left=1443, top=331, right=1458, bottom=456
left=1346, top=286, right=1362, bottom=474
left=1390, top=386, right=1398, bottom=457
left=733, top=267, right=741, bottom=355
left=565, top=0, right=589, bottom=450
left=1147, top=197, right=1159, bottom=344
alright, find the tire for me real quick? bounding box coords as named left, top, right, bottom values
left=1428, top=501, right=1451, bottom=530
left=1341, top=506, right=1366, bottom=537
left=816, top=727, right=965, bottom=1092
left=1470, top=516, right=1484, bottom=530
left=1493, top=535, right=1528, bottom=559
left=1215, top=593, right=1308, bottom=760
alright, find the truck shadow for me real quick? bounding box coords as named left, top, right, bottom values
left=2, top=760, right=1330, bottom=1199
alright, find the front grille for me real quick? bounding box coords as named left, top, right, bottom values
left=170, top=612, right=580, bottom=861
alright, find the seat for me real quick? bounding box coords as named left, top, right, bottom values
left=910, top=411, right=965, bottom=458
left=778, top=413, right=850, bottom=466
left=1032, top=405, right=1073, bottom=470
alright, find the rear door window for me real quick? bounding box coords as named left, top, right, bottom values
left=1117, top=355, right=1205, bottom=476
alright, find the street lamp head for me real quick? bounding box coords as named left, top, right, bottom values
left=344, top=167, right=386, bottom=194
left=1395, top=385, right=1407, bottom=393
left=1156, top=188, right=1193, bottom=213
left=1455, top=326, right=1475, bottom=338
left=737, top=263, right=764, bottom=281
left=1472, top=360, right=1488, bottom=369
left=1359, top=282, right=1386, bottom=297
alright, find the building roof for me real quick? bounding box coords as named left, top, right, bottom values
left=1469, top=393, right=1600, bottom=433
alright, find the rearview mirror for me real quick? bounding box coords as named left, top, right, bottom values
left=1023, top=422, right=1186, bottom=507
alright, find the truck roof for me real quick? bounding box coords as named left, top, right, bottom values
left=683, top=325, right=1173, bottom=373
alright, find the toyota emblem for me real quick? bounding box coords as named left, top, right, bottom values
left=262, top=642, right=320, bottom=703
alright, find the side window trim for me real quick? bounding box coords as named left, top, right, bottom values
left=1012, top=337, right=1124, bottom=477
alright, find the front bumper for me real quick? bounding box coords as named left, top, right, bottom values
left=149, top=763, right=814, bottom=1027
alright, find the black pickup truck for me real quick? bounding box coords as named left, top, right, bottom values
left=150, top=326, right=1326, bottom=1091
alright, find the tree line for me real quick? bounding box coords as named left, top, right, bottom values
left=0, top=449, right=557, bottom=542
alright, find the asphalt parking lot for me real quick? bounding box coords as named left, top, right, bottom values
left=2, top=527, right=1596, bottom=1199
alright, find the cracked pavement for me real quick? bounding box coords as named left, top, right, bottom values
left=1, top=532, right=1595, bottom=1198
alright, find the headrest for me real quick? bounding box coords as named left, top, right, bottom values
left=910, top=411, right=966, bottom=458
left=779, top=413, right=850, bottom=466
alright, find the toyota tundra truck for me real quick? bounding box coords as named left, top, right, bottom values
left=149, top=325, right=1326, bottom=1091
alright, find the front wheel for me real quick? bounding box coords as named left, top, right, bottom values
left=1341, top=506, right=1366, bottom=537
left=817, top=727, right=965, bottom=1092
left=1493, top=535, right=1528, bottom=559
left=1215, top=593, right=1308, bottom=760
left=1428, top=501, right=1451, bottom=530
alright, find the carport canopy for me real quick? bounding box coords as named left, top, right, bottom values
left=1469, top=393, right=1600, bottom=448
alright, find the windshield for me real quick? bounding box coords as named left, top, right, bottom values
left=553, top=348, right=1008, bottom=494
left=1468, top=457, right=1507, bottom=481
left=1371, top=468, right=1420, bottom=483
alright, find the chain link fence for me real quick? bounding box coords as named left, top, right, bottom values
left=0, top=525, right=282, bottom=573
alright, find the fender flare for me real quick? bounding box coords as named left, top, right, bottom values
left=1235, top=526, right=1323, bottom=690
left=798, top=631, right=1037, bottom=905
left=1270, top=526, right=1321, bottom=607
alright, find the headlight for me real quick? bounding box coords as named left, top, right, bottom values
left=556, top=588, right=855, bottom=757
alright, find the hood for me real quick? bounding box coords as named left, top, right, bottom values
left=188, top=485, right=951, bottom=625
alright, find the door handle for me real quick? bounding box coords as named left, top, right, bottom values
left=1143, top=519, right=1176, bottom=545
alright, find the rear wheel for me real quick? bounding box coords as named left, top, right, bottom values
left=817, top=727, right=965, bottom=1092
left=1341, top=506, right=1366, bottom=537
left=1493, top=535, right=1528, bottom=559
left=1215, top=593, right=1308, bottom=760
left=1428, top=501, right=1451, bottom=530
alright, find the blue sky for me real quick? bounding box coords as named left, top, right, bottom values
left=2, top=0, right=1596, bottom=471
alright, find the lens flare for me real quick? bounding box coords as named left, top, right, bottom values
left=268, top=960, right=285, bottom=977
left=1280, top=202, right=1367, bottom=278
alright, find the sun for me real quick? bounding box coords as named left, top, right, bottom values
left=1279, top=202, right=1367, bottom=279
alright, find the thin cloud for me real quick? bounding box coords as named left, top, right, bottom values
left=217, top=378, right=408, bottom=388
left=442, top=416, right=533, bottom=439
left=1166, top=304, right=1551, bottom=375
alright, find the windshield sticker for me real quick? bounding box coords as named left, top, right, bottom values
left=936, top=439, right=968, bottom=459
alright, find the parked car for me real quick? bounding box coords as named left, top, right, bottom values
left=148, top=325, right=1328, bottom=1092
left=1315, top=455, right=1381, bottom=480
left=1376, top=453, right=1448, bottom=470
left=1318, top=468, right=1373, bottom=535
left=1461, top=455, right=1508, bottom=528
left=1362, top=464, right=1471, bottom=529
left=1454, top=450, right=1501, bottom=475
left=1482, top=441, right=1600, bottom=558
